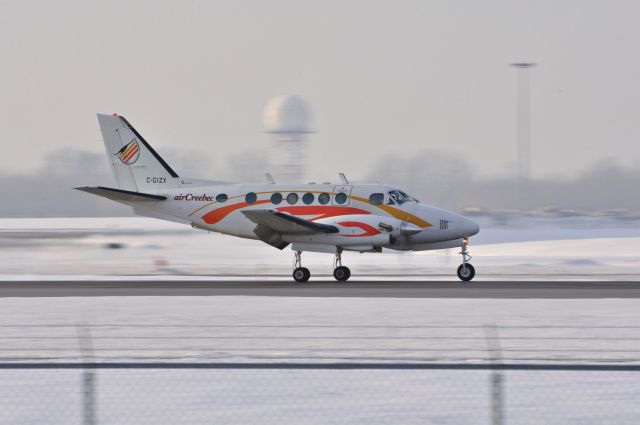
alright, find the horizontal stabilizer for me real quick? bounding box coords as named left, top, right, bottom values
left=75, top=186, right=166, bottom=203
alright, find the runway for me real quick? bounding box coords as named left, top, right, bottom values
left=1, top=280, right=640, bottom=298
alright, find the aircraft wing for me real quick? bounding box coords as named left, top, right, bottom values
left=242, top=209, right=338, bottom=250
left=242, top=210, right=339, bottom=235
left=75, top=186, right=167, bottom=203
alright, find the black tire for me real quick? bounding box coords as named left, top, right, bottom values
left=293, top=267, right=310, bottom=283
left=333, top=266, right=351, bottom=282
left=457, top=263, right=475, bottom=282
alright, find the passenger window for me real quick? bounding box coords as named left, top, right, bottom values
left=302, top=193, right=314, bottom=205
left=270, top=193, right=283, bottom=205
left=286, top=193, right=299, bottom=204
left=216, top=193, right=228, bottom=203
left=335, top=192, right=348, bottom=205
left=245, top=192, right=257, bottom=204
left=318, top=193, right=330, bottom=205
left=369, top=193, right=384, bottom=206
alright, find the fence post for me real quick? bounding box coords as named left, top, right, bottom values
left=485, top=325, right=504, bottom=425
left=77, top=323, right=97, bottom=425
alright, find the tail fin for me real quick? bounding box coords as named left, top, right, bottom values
left=97, top=114, right=180, bottom=192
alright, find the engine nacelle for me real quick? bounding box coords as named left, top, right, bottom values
left=321, top=214, right=421, bottom=236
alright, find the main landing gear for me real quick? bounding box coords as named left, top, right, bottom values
left=292, top=250, right=310, bottom=283
left=290, top=249, right=351, bottom=283
left=457, top=237, right=476, bottom=282
left=333, top=250, right=351, bottom=282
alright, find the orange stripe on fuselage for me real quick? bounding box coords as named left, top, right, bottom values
left=338, top=221, right=381, bottom=237
left=275, top=206, right=370, bottom=221
left=198, top=194, right=431, bottom=229
left=375, top=204, right=431, bottom=228
left=201, top=200, right=271, bottom=224
left=350, top=196, right=432, bottom=228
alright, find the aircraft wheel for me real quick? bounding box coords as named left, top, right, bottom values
left=333, top=266, right=351, bottom=282
left=457, top=263, right=475, bottom=282
left=293, top=267, right=310, bottom=283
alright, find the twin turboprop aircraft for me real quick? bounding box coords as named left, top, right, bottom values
left=77, top=114, right=480, bottom=282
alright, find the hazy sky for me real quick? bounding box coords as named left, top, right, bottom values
left=0, top=0, right=638, bottom=182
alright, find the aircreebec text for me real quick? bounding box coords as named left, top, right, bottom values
left=174, top=194, right=214, bottom=201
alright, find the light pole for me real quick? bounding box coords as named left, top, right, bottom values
left=510, top=62, right=536, bottom=211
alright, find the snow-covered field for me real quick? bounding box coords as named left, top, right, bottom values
left=1, top=216, right=639, bottom=279
left=1, top=296, right=639, bottom=363
left=2, top=296, right=640, bottom=424
left=2, top=217, right=640, bottom=422
left=4, top=367, right=640, bottom=425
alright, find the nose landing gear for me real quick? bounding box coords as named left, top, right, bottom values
left=292, top=250, right=310, bottom=283
left=333, top=249, right=351, bottom=282
left=457, top=238, right=476, bottom=282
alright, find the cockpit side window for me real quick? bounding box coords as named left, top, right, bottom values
left=388, top=189, right=419, bottom=204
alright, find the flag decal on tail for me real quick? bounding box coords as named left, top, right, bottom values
left=115, top=139, right=140, bottom=165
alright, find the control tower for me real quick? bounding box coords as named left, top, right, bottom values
left=263, top=95, right=312, bottom=183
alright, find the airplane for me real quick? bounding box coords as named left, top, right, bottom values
left=77, top=114, right=480, bottom=282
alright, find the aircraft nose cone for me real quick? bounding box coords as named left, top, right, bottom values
left=462, top=218, right=480, bottom=237
left=400, top=221, right=423, bottom=236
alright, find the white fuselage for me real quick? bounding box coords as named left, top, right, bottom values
left=132, top=181, right=480, bottom=253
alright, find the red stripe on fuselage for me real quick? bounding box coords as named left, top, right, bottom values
left=275, top=206, right=370, bottom=221
left=337, top=221, right=381, bottom=237
left=202, top=200, right=271, bottom=224
left=202, top=203, right=371, bottom=226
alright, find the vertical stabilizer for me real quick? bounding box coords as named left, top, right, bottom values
left=97, top=114, right=180, bottom=192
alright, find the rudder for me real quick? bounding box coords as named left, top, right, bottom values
left=97, top=113, right=180, bottom=192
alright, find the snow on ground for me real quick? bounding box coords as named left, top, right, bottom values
left=2, top=296, right=640, bottom=423
left=4, top=368, right=640, bottom=425
left=2, top=214, right=640, bottom=423
left=1, top=296, right=640, bottom=364
left=1, top=217, right=639, bottom=279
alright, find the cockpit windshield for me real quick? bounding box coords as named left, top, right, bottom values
left=387, top=189, right=419, bottom=205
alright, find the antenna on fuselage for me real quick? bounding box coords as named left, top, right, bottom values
left=338, top=173, right=349, bottom=184
left=265, top=173, right=276, bottom=184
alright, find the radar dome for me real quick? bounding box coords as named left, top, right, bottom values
left=263, top=95, right=311, bottom=133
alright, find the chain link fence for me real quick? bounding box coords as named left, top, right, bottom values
left=2, top=363, right=640, bottom=424
left=3, top=324, right=640, bottom=423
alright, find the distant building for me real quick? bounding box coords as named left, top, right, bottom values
left=263, top=95, right=312, bottom=183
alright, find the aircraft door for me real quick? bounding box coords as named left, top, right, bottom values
left=332, top=185, right=353, bottom=205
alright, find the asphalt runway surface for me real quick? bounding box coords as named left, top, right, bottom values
left=1, top=280, right=640, bottom=298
